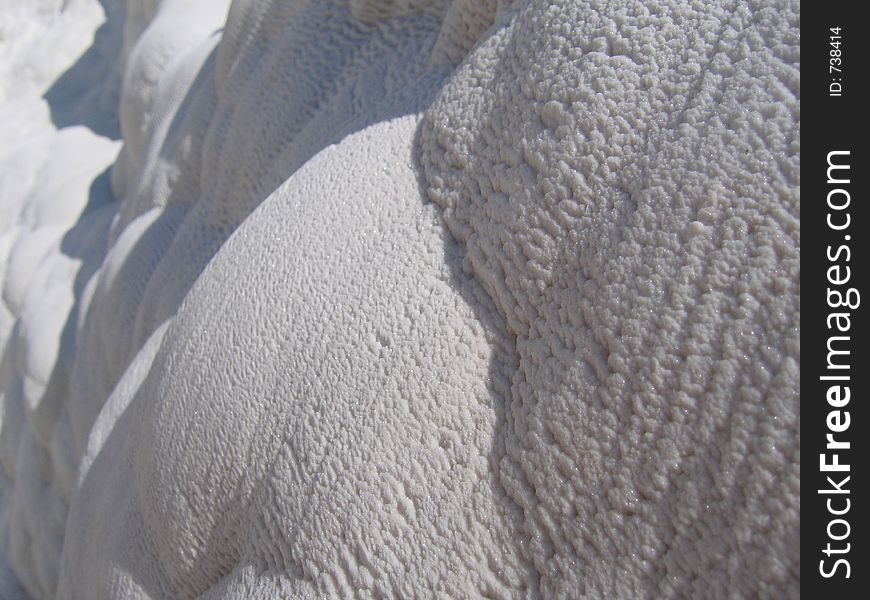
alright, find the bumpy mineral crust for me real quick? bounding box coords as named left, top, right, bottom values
left=0, top=0, right=799, bottom=598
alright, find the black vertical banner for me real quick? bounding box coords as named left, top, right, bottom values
left=804, top=3, right=866, bottom=597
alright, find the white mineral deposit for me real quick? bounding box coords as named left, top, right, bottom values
left=0, top=1, right=799, bottom=598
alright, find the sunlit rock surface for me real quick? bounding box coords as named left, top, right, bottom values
left=0, top=1, right=799, bottom=598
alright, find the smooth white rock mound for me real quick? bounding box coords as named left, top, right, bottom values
left=0, top=0, right=799, bottom=598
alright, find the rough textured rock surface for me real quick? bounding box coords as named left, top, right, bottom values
left=0, top=0, right=799, bottom=598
